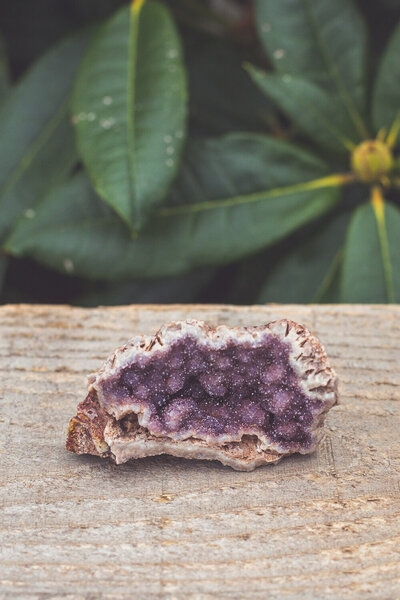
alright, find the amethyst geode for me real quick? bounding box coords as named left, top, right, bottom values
left=66, top=319, right=338, bottom=471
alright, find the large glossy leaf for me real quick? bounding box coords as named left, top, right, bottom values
left=258, top=211, right=351, bottom=304
left=5, top=134, right=343, bottom=280
left=341, top=193, right=400, bottom=302
left=72, top=0, right=187, bottom=231
left=372, top=20, right=400, bottom=136
left=247, top=68, right=359, bottom=155
left=0, top=33, right=87, bottom=245
left=255, top=0, right=368, bottom=139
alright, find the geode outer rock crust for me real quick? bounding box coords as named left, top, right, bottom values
left=66, top=319, right=338, bottom=471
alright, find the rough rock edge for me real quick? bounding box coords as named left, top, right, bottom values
left=66, top=391, right=283, bottom=471
left=67, top=319, right=338, bottom=471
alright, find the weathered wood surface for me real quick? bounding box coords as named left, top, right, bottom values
left=1, top=303, right=399, bottom=600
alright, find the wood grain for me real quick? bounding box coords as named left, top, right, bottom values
left=0, top=303, right=399, bottom=599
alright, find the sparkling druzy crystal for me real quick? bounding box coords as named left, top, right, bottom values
left=67, top=320, right=338, bottom=471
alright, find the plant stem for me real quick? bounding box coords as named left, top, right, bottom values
left=159, top=173, right=356, bottom=217
left=371, top=186, right=395, bottom=303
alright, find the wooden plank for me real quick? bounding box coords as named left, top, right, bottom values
left=0, top=303, right=399, bottom=599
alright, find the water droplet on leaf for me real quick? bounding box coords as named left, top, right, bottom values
left=273, top=49, right=285, bottom=59
left=100, top=118, right=116, bottom=129
left=64, top=259, right=74, bottom=274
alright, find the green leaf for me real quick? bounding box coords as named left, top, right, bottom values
left=186, top=33, right=273, bottom=136
left=341, top=194, right=400, bottom=302
left=372, top=20, right=400, bottom=136
left=72, top=0, right=187, bottom=231
left=6, top=135, right=342, bottom=280
left=255, top=0, right=368, bottom=139
left=0, top=33, right=87, bottom=244
left=258, top=211, right=351, bottom=304
left=247, top=67, right=358, bottom=155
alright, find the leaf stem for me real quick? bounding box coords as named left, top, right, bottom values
left=125, top=0, right=145, bottom=228
left=158, top=173, right=355, bottom=217
left=377, top=127, right=387, bottom=142
left=131, top=0, right=146, bottom=13
left=371, top=186, right=395, bottom=303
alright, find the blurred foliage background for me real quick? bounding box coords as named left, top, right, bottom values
left=0, top=0, right=400, bottom=306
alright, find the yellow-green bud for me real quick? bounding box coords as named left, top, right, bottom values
left=351, top=140, right=393, bottom=183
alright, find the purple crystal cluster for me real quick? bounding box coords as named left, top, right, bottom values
left=100, top=334, right=322, bottom=450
